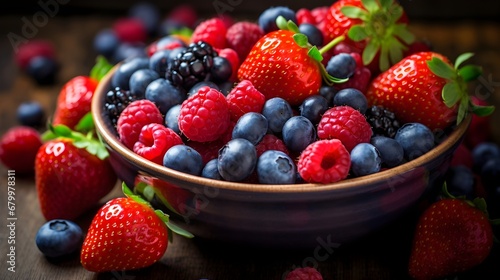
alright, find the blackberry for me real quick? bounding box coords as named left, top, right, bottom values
left=166, top=41, right=218, bottom=91
left=104, top=87, right=142, bottom=126
left=366, top=105, right=401, bottom=138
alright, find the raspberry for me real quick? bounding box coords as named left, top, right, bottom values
left=186, top=139, right=224, bottom=165
left=113, top=17, right=147, bottom=43
left=285, top=267, right=323, bottom=280
left=225, top=21, right=264, bottom=61
left=226, top=80, right=266, bottom=122
left=0, top=126, right=42, bottom=174
left=297, top=139, right=351, bottom=184
left=191, top=17, right=228, bottom=49
left=317, top=106, right=372, bottom=152
left=165, top=4, right=198, bottom=28
left=296, top=8, right=316, bottom=25
left=217, top=48, right=240, bottom=82
left=255, top=134, right=289, bottom=157
left=178, top=86, right=230, bottom=142
left=15, top=40, right=55, bottom=70
left=311, top=6, right=329, bottom=24
left=117, top=99, right=163, bottom=149
left=133, top=123, right=183, bottom=165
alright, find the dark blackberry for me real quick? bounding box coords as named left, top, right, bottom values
left=104, top=87, right=142, bottom=126
left=366, top=105, right=401, bottom=138
left=166, top=41, right=218, bottom=91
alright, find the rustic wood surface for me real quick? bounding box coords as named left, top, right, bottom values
left=0, top=11, right=500, bottom=280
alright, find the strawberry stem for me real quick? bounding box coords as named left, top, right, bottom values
left=319, top=35, right=345, bottom=55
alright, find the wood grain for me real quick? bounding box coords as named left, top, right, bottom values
left=0, top=13, right=499, bottom=280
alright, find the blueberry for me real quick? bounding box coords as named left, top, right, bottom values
left=111, top=42, right=147, bottom=64
left=111, top=56, right=149, bottom=90
left=232, top=112, right=268, bottom=145
left=481, top=158, right=500, bottom=189
left=128, top=1, right=160, bottom=35
left=201, top=158, right=223, bottom=180
left=210, top=56, right=232, bottom=83
left=282, top=116, right=316, bottom=154
left=350, top=143, right=382, bottom=177
left=217, top=81, right=234, bottom=96
left=370, top=136, right=404, bottom=168
left=257, top=150, right=296, bottom=184
left=188, top=81, right=219, bottom=96
left=472, top=142, right=500, bottom=172
left=129, top=68, right=160, bottom=98
left=326, top=53, right=357, bottom=79
left=218, top=138, right=257, bottom=182
left=26, top=56, right=58, bottom=85
left=319, top=85, right=338, bottom=106
left=145, top=78, right=186, bottom=114
left=155, top=35, right=186, bottom=51
left=299, top=23, right=323, bottom=46
left=17, top=101, right=45, bottom=127
left=333, top=88, right=368, bottom=114
left=262, top=97, right=293, bottom=134
left=299, top=95, right=328, bottom=124
left=149, top=49, right=171, bottom=77
left=395, top=123, right=435, bottom=161
left=165, top=104, right=181, bottom=134
left=445, top=165, right=475, bottom=199
left=258, top=6, right=297, bottom=33
left=93, top=29, right=119, bottom=58
left=35, top=219, right=83, bottom=258
left=163, top=144, right=203, bottom=176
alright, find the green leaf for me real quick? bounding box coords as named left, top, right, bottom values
left=441, top=81, right=461, bottom=108
left=166, top=221, right=194, bottom=239
left=340, top=6, right=368, bottom=20
left=392, top=24, right=415, bottom=45
left=362, top=40, right=380, bottom=66
left=52, top=124, right=73, bottom=137
left=471, top=104, right=495, bottom=117
left=276, top=16, right=288, bottom=31
left=456, top=97, right=469, bottom=125
left=387, top=37, right=404, bottom=66
left=388, top=5, right=403, bottom=24
left=287, top=20, right=300, bottom=33
left=361, top=0, right=379, bottom=13
left=380, top=0, right=393, bottom=9
left=74, top=112, right=95, bottom=133
left=41, top=130, right=57, bottom=142
left=95, top=145, right=109, bottom=160
left=458, top=65, right=482, bottom=82
left=307, top=46, right=323, bottom=62
left=293, top=33, right=309, bottom=48
left=90, top=55, right=113, bottom=82
left=170, top=27, right=193, bottom=38
left=427, top=57, right=457, bottom=80
left=454, top=52, right=474, bottom=69
left=348, top=25, right=369, bottom=42
left=378, top=43, right=390, bottom=72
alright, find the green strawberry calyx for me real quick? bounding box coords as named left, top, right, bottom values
left=427, top=52, right=495, bottom=125
left=90, top=55, right=114, bottom=82
left=276, top=16, right=348, bottom=86
left=122, top=182, right=194, bottom=241
left=341, top=0, right=415, bottom=71
left=41, top=115, right=110, bottom=160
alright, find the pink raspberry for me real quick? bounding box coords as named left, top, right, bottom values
left=334, top=66, right=371, bottom=93
left=285, top=267, right=324, bottom=280
left=311, top=6, right=329, bottom=24
left=191, top=17, right=228, bottom=49
left=296, top=8, right=316, bottom=25
left=217, top=48, right=240, bottom=82
left=186, top=139, right=224, bottom=165
left=133, top=123, right=183, bottom=165
left=225, top=21, right=264, bottom=61
left=226, top=80, right=266, bottom=122
left=117, top=99, right=163, bottom=150
left=166, top=4, right=198, bottom=28
left=317, top=106, right=372, bottom=152
left=113, top=17, right=147, bottom=43
left=178, top=86, right=230, bottom=142
left=255, top=134, right=289, bottom=157
left=297, top=139, right=351, bottom=184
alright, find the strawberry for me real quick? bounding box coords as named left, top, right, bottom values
left=408, top=185, right=497, bottom=280
left=35, top=123, right=117, bottom=221
left=0, top=126, right=42, bottom=175
left=52, top=56, right=113, bottom=130
left=366, top=52, right=494, bottom=131
left=80, top=183, right=193, bottom=272
left=321, top=0, right=414, bottom=72
left=238, top=17, right=346, bottom=106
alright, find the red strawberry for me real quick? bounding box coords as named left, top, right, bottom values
left=0, top=126, right=42, bottom=175
left=408, top=189, right=495, bottom=279
left=366, top=52, right=494, bottom=131
left=80, top=183, right=193, bottom=272
left=238, top=18, right=346, bottom=106
left=35, top=125, right=117, bottom=221
left=321, top=0, right=414, bottom=72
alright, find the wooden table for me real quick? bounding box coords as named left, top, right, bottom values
left=1, top=12, right=500, bottom=280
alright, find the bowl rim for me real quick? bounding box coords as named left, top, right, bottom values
left=92, top=65, right=471, bottom=194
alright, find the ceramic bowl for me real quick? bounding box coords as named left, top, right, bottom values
left=91, top=68, right=471, bottom=248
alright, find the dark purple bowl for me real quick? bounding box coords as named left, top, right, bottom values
left=91, top=67, right=471, bottom=248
